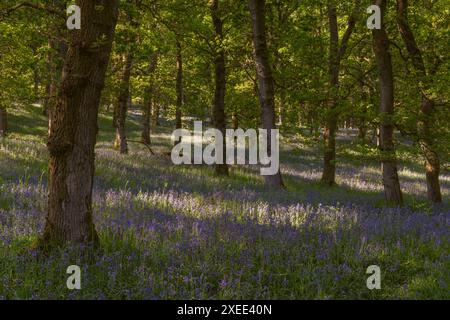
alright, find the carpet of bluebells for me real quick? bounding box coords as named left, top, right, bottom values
left=0, top=106, right=449, bottom=299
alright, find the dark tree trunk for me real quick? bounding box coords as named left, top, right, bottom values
left=0, top=106, right=7, bottom=137
left=114, top=53, right=133, bottom=154
left=40, top=0, right=119, bottom=247
left=249, top=0, right=284, bottom=188
left=232, top=112, right=239, bottom=130
left=175, top=39, right=183, bottom=146
left=358, top=124, right=367, bottom=142
left=372, top=0, right=403, bottom=206
left=396, top=0, right=442, bottom=203
left=321, top=1, right=358, bottom=186
left=210, top=0, right=229, bottom=176
left=141, top=53, right=158, bottom=145
left=419, top=99, right=442, bottom=203
left=322, top=4, right=339, bottom=186
left=151, top=103, right=160, bottom=127
left=141, top=99, right=152, bottom=146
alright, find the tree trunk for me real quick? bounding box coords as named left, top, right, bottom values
left=45, top=37, right=68, bottom=132
left=175, top=39, right=183, bottom=146
left=321, top=1, right=358, bottom=186
left=0, top=106, right=7, bottom=137
left=40, top=0, right=119, bottom=247
left=151, top=103, right=160, bottom=127
left=141, top=53, right=158, bottom=145
left=114, top=52, right=133, bottom=154
left=44, top=3, right=68, bottom=118
left=44, top=80, right=51, bottom=116
left=419, top=99, right=442, bottom=203
left=44, top=40, right=57, bottom=118
left=396, top=0, right=442, bottom=203
left=372, top=0, right=403, bottom=206
left=210, top=0, right=229, bottom=176
left=322, top=3, right=339, bottom=186
left=141, top=96, right=152, bottom=146
left=358, top=124, right=367, bottom=143
left=358, top=73, right=367, bottom=143
left=278, top=90, right=285, bottom=126
left=32, top=45, right=40, bottom=103
left=232, top=112, right=239, bottom=130
left=249, top=0, right=284, bottom=188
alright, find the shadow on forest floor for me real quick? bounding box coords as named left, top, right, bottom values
left=0, top=106, right=449, bottom=299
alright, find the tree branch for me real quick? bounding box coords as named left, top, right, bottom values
left=338, top=0, right=361, bottom=61
left=1, top=1, right=65, bottom=21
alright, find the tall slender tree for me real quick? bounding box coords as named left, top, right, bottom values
left=141, top=52, right=159, bottom=145
left=321, top=0, right=359, bottom=186
left=0, top=106, right=7, bottom=137
left=396, top=0, right=442, bottom=203
left=248, top=0, right=284, bottom=188
left=114, top=52, right=133, bottom=154
left=174, top=37, right=183, bottom=145
left=210, top=0, right=229, bottom=176
left=372, top=0, right=403, bottom=206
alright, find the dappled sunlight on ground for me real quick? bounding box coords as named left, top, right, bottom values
left=0, top=108, right=449, bottom=299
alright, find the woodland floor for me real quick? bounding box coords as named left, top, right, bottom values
left=0, top=105, right=449, bottom=299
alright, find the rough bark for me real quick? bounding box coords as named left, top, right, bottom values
left=141, top=53, right=158, bottom=145
left=114, top=52, right=133, bottom=154
left=372, top=0, right=403, bottom=206
left=249, top=0, right=284, bottom=188
left=419, top=99, right=442, bottom=203
left=43, top=1, right=68, bottom=117
left=210, top=0, right=229, bottom=176
left=175, top=39, right=183, bottom=146
left=40, top=0, right=119, bottom=247
left=396, top=0, right=442, bottom=203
